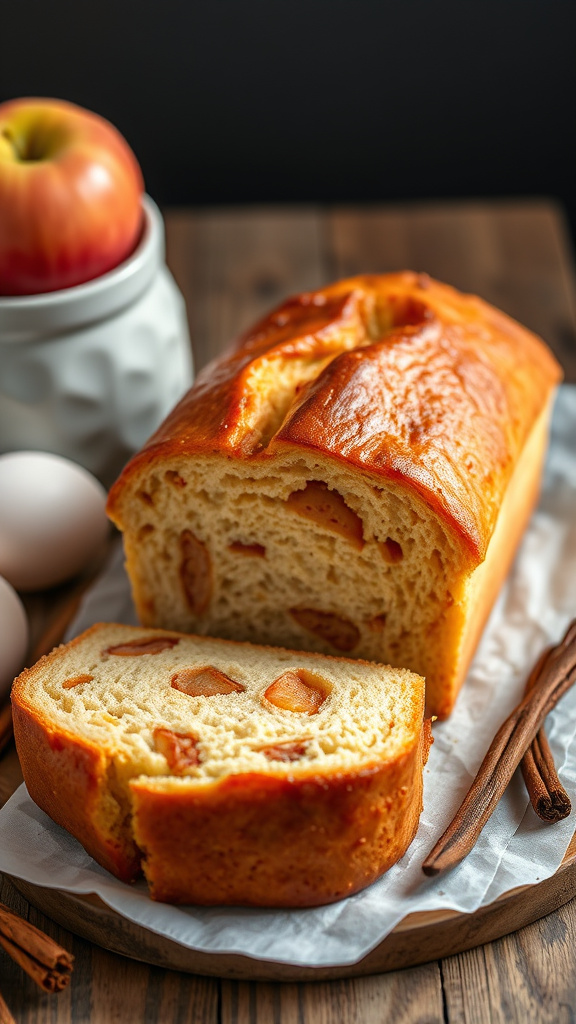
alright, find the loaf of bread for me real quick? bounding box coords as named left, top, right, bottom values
left=107, top=273, right=561, bottom=718
left=12, top=623, right=429, bottom=906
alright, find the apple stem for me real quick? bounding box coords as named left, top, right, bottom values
left=2, top=128, right=20, bottom=160
left=1, top=126, right=44, bottom=162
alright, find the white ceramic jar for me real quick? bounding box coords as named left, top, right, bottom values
left=0, top=196, right=193, bottom=486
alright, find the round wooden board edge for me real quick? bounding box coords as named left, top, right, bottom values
left=9, top=844, right=576, bottom=982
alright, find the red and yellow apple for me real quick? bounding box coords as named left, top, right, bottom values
left=0, top=98, right=144, bottom=295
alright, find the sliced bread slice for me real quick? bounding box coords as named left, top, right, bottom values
left=12, top=623, right=430, bottom=906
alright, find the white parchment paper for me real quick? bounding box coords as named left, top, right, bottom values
left=1, top=386, right=575, bottom=968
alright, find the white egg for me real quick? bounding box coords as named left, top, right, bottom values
left=0, top=576, right=29, bottom=698
left=0, top=451, right=109, bottom=591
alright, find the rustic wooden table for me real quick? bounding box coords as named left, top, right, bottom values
left=1, top=199, right=576, bottom=1023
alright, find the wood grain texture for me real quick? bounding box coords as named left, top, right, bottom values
left=166, top=207, right=325, bottom=371
left=9, top=844, right=576, bottom=983
left=221, top=967, right=445, bottom=1024
left=0, top=875, right=219, bottom=1024
left=327, top=201, right=576, bottom=383
left=441, top=895, right=576, bottom=1024
left=1, top=201, right=576, bottom=1022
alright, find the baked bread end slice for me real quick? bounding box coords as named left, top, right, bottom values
left=12, top=623, right=430, bottom=906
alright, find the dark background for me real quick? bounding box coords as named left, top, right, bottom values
left=2, top=0, right=575, bottom=240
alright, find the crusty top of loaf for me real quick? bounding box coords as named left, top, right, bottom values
left=108, top=272, right=561, bottom=562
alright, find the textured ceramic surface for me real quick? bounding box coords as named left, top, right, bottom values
left=0, top=197, right=193, bottom=486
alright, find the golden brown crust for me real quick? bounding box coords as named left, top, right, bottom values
left=131, top=732, right=429, bottom=907
left=12, top=701, right=140, bottom=882
left=107, top=272, right=561, bottom=561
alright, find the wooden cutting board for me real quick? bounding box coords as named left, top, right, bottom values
left=2, top=563, right=576, bottom=981
left=8, top=839, right=576, bottom=981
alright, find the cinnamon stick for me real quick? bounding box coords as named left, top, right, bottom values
left=0, top=903, right=73, bottom=993
left=0, top=990, right=16, bottom=1024
left=521, top=646, right=571, bottom=822
left=0, top=704, right=12, bottom=759
left=423, top=620, right=576, bottom=877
